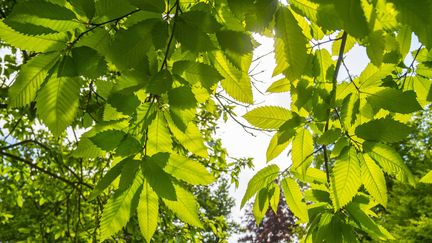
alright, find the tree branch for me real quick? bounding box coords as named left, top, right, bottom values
left=0, top=151, right=80, bottom=189
left=323, top=31, right=348, bottom=184
left=161, top=0, right=181, bottom=70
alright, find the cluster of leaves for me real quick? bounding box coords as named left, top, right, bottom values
left=0, top=40, right=241, bottom=241
left=239, top=0, right=432, bottom=242
left=377, top=108, right=432, bottom=241
left=2, top=0, right=432, bottom=242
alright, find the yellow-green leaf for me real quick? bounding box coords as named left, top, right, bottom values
left=243, top=106, right=293, bottom=129
left=241, top=164, right=279, bottom=208
left=360, top=154, right=388, bottom=207
left=8, top=52, right=60, bottom=107
left=137, top=180, right=159, bottom=243
left=281, top=177, right=309, bottom=222
left=330, top=148, right=361, bottom=210
left=163, top=184, right=203, bottom=228
left=291, top=128, right=313, bottom=176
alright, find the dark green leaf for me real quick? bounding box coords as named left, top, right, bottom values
left=355, top=118, right=412, bottom=143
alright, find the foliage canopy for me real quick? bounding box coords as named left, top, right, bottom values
left=1, top=0, right=432, bottom=241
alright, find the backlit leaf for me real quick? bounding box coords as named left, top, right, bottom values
left=137, top=179, right=159, bottom=242
left=355, top=118, right=412, bottom=143
left=164, top=153, right=215, bottom=185
left=8, top=52, right=60, bottom=107
left=163, top=184, right=203, bottom=228
left=100, top=171, right=143, bottom=241
left=273, top=7, right=308, bottom=79
left=241, top=164, right=279, bottom=208
left=281, top=177, right=309, bottom=222
left=330, top=148, right=361, bottom=210
left=291, top=128, right=313, bottom=176
left=360, top=154, right=387, bottom=207
left=36, top=77, right=82, bottom=136
left=0, top=21, right=68, bottom=52
left=364, top=142, right=415, bottom=185
left=243, top=106, right=292, bottom=129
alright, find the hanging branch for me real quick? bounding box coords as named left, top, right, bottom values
left=323, top=31, right=348, bottom=184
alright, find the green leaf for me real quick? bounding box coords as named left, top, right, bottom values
left=291, top=128, right=313, bottom=176
left=71, top=46, right=107, bottom=79
left=108, top=92, right=140, bottom=115
left=166, top=115, right=208, bottom=158
left=137, top=179, right=159, bottom=243
left=90, top=130, right=125, bottom=151
left=273, top=7, right=308, bottom=79
left=241, top=164, right=279, bottom=208
left=168, top=86, right=197, bottom=131
left=290, top=0, right=342, bottom=32
left=7, top=0, right=83, bottom=32
left=108, top=19, right=162, bottom=70
left=115, top=135, right=142, bottom=156
left=317, top=128, right=342, bottom=145
left=266, top=78, right=290, bottom=93
left=172, top=61, right=222, bottom=91
left=69, top=0, right=95, bottom=19
left=333, top=0, right=369, bottom=38
left=346, top=203, right=394, bottom=240
left=281, top=177, right=309, bottom=223
left=358, top=63, right=395, bottom=89
left=94, top=0, right=136, bottom=23
left=355, top=118, right=412, bottom=143
left=142, top=154, right=176, bottom=200
left=419, top=170, right=432, bottom=183
left=365, top=31, right=386, bottom=66
left=397, top=25, right=412, bottom=58
left=360, top=154, right=387, bottom=207
left=213, top=51, right=253, bottom=104
left=128, top=0, right=165, bottom=12
left=36, top=77, right=82, bottom=136
left=243, top=106, right=293, bottom=129
left=147, top=70, right=173, bottom=95
left=332, top=31, right=356, bottom=56
left=77, top=28, right=111, bottom=55
left=164, top=153, right=215, bottom=185
left=389, top=0, right=432, bottom=48
left=89, top=158, right=130, bottom=200
left=8, top=52, right=60, bottom=107
left=253, top=188, right=270, bottom=224
left=330, top=148, right=362, bottom=211
left=216, top=30, right=253, bottom=55
left=269, top=183, right=280, bottom=214
left=266, top=131, right=292, bottom=162
left=366, top=88, right=423, bottom=114
left=146, top=112, right=172, bottom=156
left=364, top=142, right=415, bottom=184
left=163, top=184, right=203, bottom=228
left=100, top=171, right=143, bottom=241
left=0, top=21, right=68, bottom=52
